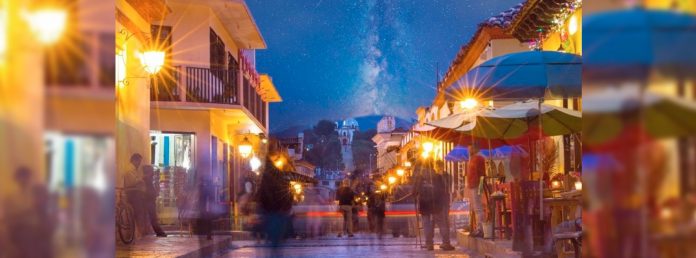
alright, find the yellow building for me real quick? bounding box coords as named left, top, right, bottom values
left=116, top=0, right=282, bottom=225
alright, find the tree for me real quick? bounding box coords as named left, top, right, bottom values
left=303, top=120, right=342, bottom=170
left=352, top=129, right=377, bottom=173
left=313, top=120, right=336, bottom=137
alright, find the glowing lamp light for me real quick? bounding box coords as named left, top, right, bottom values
left=421, top=151, right=430, bottom=159
left=293, top=183, right=301, bottom=190
left=396, top=169, right=405, bottom=177
left=249, top=156, right=262, bottom=171
left=274, top=159, right=284, bottom=169
left=422, top=142, right=434, bottom=153
left=25, top=9, right=67, bottom=45
left=551, top=180, right=561, bottom=189
left=459, top=98, right=478, bottom=110
left=568, top=15, right=578, bottom=36
left=388, top=176, right=396, bottom=185
left=261, top=138, right=268, bottom=144
left=404, top=161, right=412, bottom=168
left=661, top=208, right=673, bottom=220
left=238, top=137, right=253, bottom=158
left=380, top=184, right=387, bottom=191
left=574, top=181, right=582, bottom=191
left=140, top=50, right=165, bottom=74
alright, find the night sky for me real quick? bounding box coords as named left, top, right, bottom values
left=246, top=0, right=521, bottom=131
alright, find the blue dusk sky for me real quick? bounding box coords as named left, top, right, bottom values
left=246, top=0, right=521, bottom=131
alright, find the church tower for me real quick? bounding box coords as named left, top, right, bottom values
left=336, top=118, right=358, bottom=175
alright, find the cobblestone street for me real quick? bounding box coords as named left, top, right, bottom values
left=217, top=234, right=482, bottom=258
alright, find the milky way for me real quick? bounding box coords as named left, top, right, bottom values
left=247, top=0, right=521, bottom=131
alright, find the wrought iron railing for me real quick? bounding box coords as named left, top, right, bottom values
left=150, top=66, right=238, bottom=105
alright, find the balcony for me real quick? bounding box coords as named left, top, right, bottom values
left=150, top=66, right=267, bottom=127
left=150, top=66, right=239, bottom=105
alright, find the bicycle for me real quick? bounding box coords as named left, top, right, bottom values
left=116, top=187, right=135, bottom=244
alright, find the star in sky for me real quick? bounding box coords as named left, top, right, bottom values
left=246, top=0, right=521, bottom=131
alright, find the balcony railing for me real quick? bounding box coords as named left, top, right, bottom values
left=150, top=66, right=238, bottom=105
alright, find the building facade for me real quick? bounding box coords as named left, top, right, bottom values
left=116, top=0, right=282, bottom=227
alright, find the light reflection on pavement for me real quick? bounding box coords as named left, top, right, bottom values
left=217, top=234, right=481, bottom=258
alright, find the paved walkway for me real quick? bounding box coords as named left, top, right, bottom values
left=116, top=235, right=236, bottom=258
left=217, top=234, right=484, bottom=258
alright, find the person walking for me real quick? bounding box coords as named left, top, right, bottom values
left=335, top=180, right=355, bottom=237
left=142, top=165, right=167, bottom=237
left=368, top=189, right=386, bottom=239
left=256, top=156, right=293, bottom=247
left=414, top=159, right=455, bottom=251
left=467, top=143, right=486, bottom=238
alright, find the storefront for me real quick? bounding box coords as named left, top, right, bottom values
left=150, top=131, right=196, bottom=224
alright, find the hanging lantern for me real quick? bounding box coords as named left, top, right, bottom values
left=238, top=136, right=253, bottom=158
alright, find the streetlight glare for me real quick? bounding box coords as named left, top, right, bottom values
left=388, top=176, right=396, bottom=185
left=459, top=98, right=478, bottom=110
left=421, top=142, right=434, bottom=153
left=249, top=156, right=262, bottom=171
left=238, top=137, right=253, bottom=158
left=24, top=9, right=67, bottom=45
left=403, top=161, right=412, bottom=168
left=140, top=50, right=165, bottom=74
left=396, top=169, right=404, bottom=176
left=380, top=184, right=387, bottom=190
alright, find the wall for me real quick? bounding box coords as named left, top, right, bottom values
left=160, top=2, right=242, bottom=68
left=115, top=0, right=152, bottom=185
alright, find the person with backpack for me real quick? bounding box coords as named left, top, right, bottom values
left=413, top=159, right=456, bottom=251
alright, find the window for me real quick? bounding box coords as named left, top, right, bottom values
left=210, top=29, right=226, bottom=70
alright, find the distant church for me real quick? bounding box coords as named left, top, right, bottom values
left=336, top=118, right=358, bottom=175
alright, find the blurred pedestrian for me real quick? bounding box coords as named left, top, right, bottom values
left=368, top=189, right=386, bottom=239
left=335, top=180, right=355, bottom=237
left=414, top=160, right=455, bottom=251
left=467, top=144, right=486, bottom=238
left=256, top=156, right=293, bottom=247
left=142, top=165, right=167, bottom=237
left=2, top=167, right=55, bottom=258
left=196, top=173, right=215, bottom=240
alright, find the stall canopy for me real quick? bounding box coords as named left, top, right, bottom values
left=445, top=50, right=581, bottom=100
left=426, top=100, right=581, bottom=141
left=445, top=145, right=528, bottom=162
left=583, top=8, right=696, bottom=81
left=584, top=87, right=696, bottom=147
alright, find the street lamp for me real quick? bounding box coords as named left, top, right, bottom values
left=396, top=168, right=404, bottom=177
left=140, top=50, right=166, bottom=74
left=403, top=161, right=412, bottom=168
left=238, top=136, right=253, bottom=158
left=24, top=9, right=67, bottom=45
left=459, top=98, right=478, bottom=110
left=388, top=176, right=396, bottom=185
left=380, top=184, right=387, bottom=191
left=421, top=142, right=434, bottom=153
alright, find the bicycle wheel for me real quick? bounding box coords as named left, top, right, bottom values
left=118, top=204, right=135, bottom=244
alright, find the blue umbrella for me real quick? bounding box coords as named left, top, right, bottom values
left=445, top=50, right=581, bottom=100
left=584, top=8, right=696, bottom=81
left=445, top=145, right=528, bottom=162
